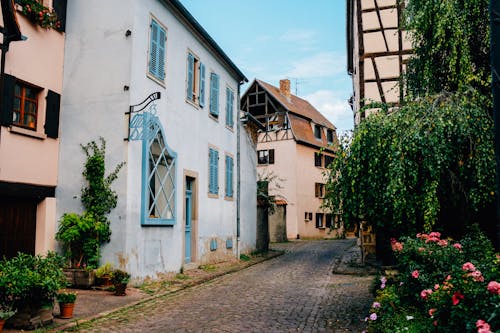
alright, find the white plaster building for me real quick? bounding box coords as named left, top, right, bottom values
left=57, top=0, right=256, bottom=279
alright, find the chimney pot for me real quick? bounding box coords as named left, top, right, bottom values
left=279, top=79, right=291, bottom=99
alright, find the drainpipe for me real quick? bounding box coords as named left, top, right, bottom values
left=236, top=81, right=243, bottom=260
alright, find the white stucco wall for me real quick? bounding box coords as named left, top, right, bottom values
left=58, top=0, right=255, bottom=280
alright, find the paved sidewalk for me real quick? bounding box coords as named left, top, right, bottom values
left=3, top=250, right=282, bottom=333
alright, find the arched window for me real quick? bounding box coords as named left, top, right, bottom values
left=141, top=115, right=176, bottom=225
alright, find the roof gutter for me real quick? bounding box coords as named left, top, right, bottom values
left=163, top=0, right=248, bottom=83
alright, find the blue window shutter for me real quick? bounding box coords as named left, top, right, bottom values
left=157, top=25, right=166, bottom=80
left=226, top=88, right=234, bottom=127
left=199, top=62, right=205, bottom=107
left=209, top=148, right=219, bottom=194
left=149, top=20, right=159, bottom=77
left=187, top=53, right=194, bottom=101
left=210, top=73, right=219, bottom=116
left=226, top=156, right=233, bottom=197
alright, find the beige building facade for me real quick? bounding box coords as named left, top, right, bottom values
left=347, top=0, right=412, bottom=124
left=0, top=0, right=66, bottom=257
left=242, top=79, right=340, bottom=240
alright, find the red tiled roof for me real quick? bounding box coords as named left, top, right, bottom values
left=256, top=79, right=336, bottom=130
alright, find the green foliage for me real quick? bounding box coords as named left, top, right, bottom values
left=57, top=138, right=124, bottom=269
left=403, top=0, right=490, bottom=98
left=0, top=252, right=67, bottom=309
left=367, top=232, right=500, bottom=332
left=94, top=263, right=114, bottom=278
left=257, top=171, right=285, bottom=215
left=81, top=137, right=125, bottom=234
left=15, top=0, right=60, bottom=29
left=56, top=291, right=77, bottom=304
left=324, top=91, right=495, bottom=237
left=111, top=269, right=130, bottom=285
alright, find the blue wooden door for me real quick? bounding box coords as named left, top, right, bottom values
left=185, top=179, right=193, bottom=263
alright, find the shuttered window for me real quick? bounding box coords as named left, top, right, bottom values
left=186, top=53, right=194, bottom=101
left=209, top=73, right=219, bottom=117
left=208, top=148, right=219, bottom=195
left=225, top=87, right=234, bottom=127
left=44, top=90, right=61, bottom=138
left=199, top=62, right=206, bottom=107
left=149, top=18, right=166, bottom=81
left=225, top=155, right=233, bottom=198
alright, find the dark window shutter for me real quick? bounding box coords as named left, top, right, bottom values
left=268, top=149, right=275, bottom=164
left=45, top=90, right=61, bottom=138
left=53, top=0, right=67, bottom=32
left=1, top=74, right=15, bottom=126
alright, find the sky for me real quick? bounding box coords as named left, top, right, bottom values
left=180, top=0, right=354, bottom=133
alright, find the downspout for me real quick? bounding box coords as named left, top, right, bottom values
left=236, top=81, right=242, bottom=259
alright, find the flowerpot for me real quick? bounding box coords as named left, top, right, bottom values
left=59, top=302, right=75, bottom=319
left=0, top=319, right=5, bottom=333
left=96, top=274, right=113, bottom=287
left=64, top=269, right=95, bottom=288
left=114, top=283, right=127, bottom=296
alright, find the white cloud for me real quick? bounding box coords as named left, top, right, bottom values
left=287, top=52, right=346, bottom=79
left=280, top=29, right=317, bottom=43
left=304, top=90, right=354, bottom=132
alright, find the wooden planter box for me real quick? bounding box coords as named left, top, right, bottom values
left=63, top=269, right=96, bottom=289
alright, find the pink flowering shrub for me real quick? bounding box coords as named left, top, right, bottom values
left=366, top=228, right=499, bottom=332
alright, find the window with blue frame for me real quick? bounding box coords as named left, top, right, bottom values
left=209, top=72, right=219, bottom=117
left=225, top=87, right=234, bottom=128
left=143, top=125, right=176, bottom=225
left=208, top=147, right=219, bottom=195
left=148, top=18, right=166, bottom=82
left=225, top=155, right=234, bottom=198
left=186, top=52, right=205, bottom=107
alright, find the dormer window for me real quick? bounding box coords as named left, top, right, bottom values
left=314, top=124, right=322, bottom=140
left=327, top=129, right=334, bottom=143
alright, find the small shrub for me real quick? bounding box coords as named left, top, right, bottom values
left=110, top=269, right=130, bottom=285
left=366, top=230, right=499, bottom=332
left=56, top=291, right=77, bottom=304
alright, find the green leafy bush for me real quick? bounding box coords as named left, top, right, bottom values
left=111, top=269, right=130, bottom=285
left=56, top=291, right=77, bottom=304
left=366, top=230, right=499, bottom=332
left=0, top=252, right=67, bottom=309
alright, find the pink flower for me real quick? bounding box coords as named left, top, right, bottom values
left=391, top=238, right=404, bottom=252
left=477, top=320, right=493, bottom=333
left=452, top=292, right=464, bottom=305
left=470, top=270, right=484, bottom=282
left=411, top=270, right=419, bottom=279
left=420, top=289, right=433, bottom=300
left=369, top=313, right=377, bottom=321
left=372, top=302, right=381, bottom=308
left=487, top=281, right=500, bottom=294
left=428, top=308, right=436, bottom=317
left=453, top=243, right=462, bottom=250
left=429, top=231, right=441, bottom=238
left=462, top=262, right=476, bottom=272
left=418, top=247, right=425, bottom=252
left=434, top=284, right=440, bottom=290
left=437, top=239, right=448, bottom=247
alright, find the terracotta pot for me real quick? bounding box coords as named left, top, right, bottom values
left=0, top=319, right=5, bottom=333
left=59, top=302, right=75, bottom=319
left=114, top=283, right=127, bottom=296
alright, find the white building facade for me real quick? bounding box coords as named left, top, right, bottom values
left=57, top=0, right=256, bottom=279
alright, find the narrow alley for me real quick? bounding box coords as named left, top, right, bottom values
left=70, top=240, right=373, bottom=332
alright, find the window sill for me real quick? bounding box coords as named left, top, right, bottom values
left=224, top=196, right=234, bottom=201
left=186, top=98, right=201, bottom=109
left=142, top=217, right=175, bottom=226
left=225, top=125, right=235, bottom=132
left=208, top=192, right=219, bottom=199
left=316, top=226, right=326, bottom=229
left=147, top=72, right=166, bottom=88
left=209, top=113, right=219, bottom=122
left=8, top=126, right=47, bottom=140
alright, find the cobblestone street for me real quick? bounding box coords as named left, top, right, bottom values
left=70, top=240, right=374, bottom=332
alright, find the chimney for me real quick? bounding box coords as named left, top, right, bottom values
left=279, top=79, right=291, bottom=99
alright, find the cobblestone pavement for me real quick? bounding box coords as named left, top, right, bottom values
left=69, top=240, right=374, bottom=333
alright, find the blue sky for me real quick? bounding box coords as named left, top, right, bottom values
left=180, top=0, right=354, bottom=133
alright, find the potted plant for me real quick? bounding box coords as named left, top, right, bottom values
left=0, top=252, right=67, bottom=329
left=0, top=305, right=16, bottom=333
left=111, top=269, right=130, bottom=296
left=95, top=263, right=114, bottom=287
left=14, top=0, right=61, bottom=29
left=56, top=291, right=77, bottom=319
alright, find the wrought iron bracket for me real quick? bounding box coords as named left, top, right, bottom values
left=125, top=92, right=161, bottom=141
